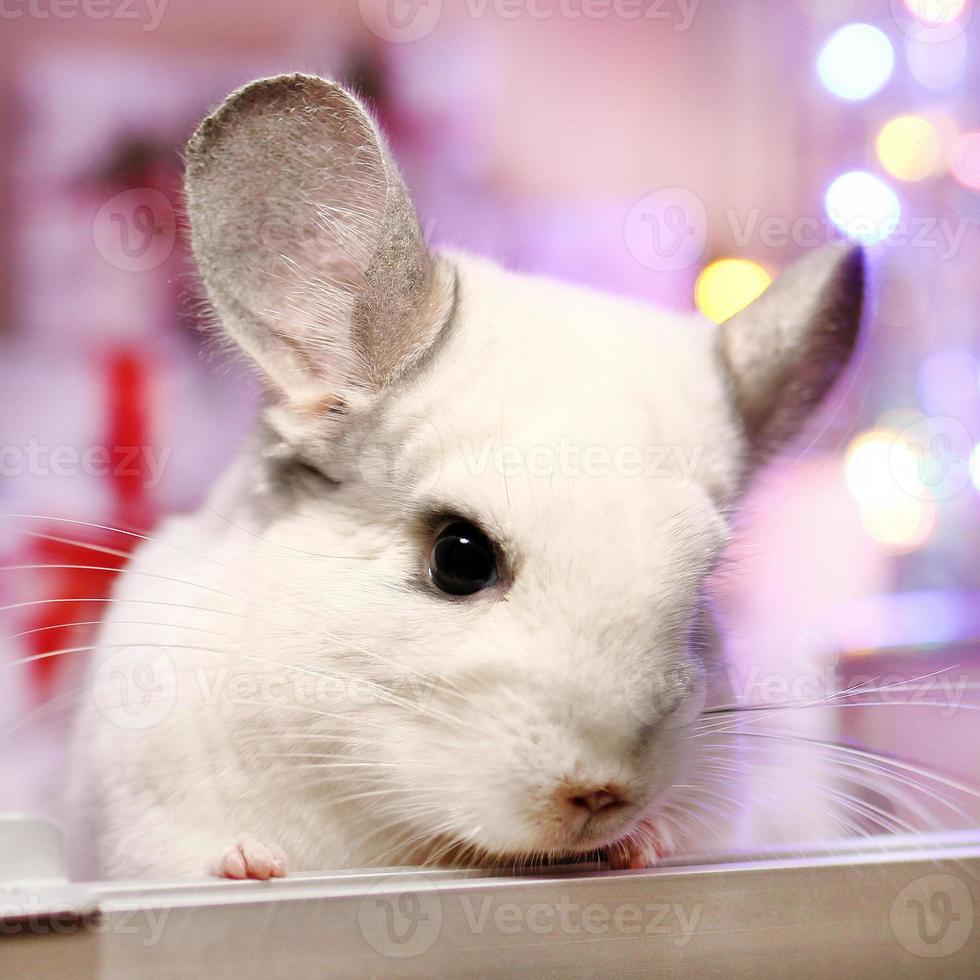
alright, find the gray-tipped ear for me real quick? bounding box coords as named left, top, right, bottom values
left=185, top=73, right=451, bottom=415
left=721, top=244, right=865, bottom=457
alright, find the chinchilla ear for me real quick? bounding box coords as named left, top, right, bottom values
left=721, top=244, right=865, bottom=461
left=184, top=73, right=453, bottom=424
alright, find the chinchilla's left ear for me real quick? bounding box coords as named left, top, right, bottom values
left=183, top=73, right=453, bottom=431
left=721, top=244, right=865, bottom=461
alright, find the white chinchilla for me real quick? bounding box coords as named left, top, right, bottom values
left=67, top=74, right=863, bottom=880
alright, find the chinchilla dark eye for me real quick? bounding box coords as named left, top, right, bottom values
left=429, top=520, right=498, bottom=596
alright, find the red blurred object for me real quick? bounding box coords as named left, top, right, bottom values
left=23, top=347, right=156, bottom=698
left=106, top=348, right=157, bottom=532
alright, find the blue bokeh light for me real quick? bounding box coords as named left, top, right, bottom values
left=825, top=171, right=902, bottom=245
left=817, top=24, right=895, bottom=100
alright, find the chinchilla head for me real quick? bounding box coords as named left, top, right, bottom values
left=184, top=74, right=864, bottom=862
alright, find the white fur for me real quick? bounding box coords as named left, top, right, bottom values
left=67, top=76, right=862, bottom=880
left=68, top=253, right=742, bottom=878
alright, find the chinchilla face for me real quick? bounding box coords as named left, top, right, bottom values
left=184, top=74, right=863, bottom=864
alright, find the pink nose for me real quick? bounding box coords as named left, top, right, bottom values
left=568, top=786, right=627, bottom=814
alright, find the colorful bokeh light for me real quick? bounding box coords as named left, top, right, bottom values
left=902, top=0, right=970, bottom=25
left=876, top=115, right=940, bottom=182
left=906, top=23, right=968, bottom=90
left=694, top=259, right=772, bottom=324
left=825, top=171, right=902, bottom=245
left=846, top=430, right=916, bottom=502
left=817, top=24, right=895, bottom=100
left=858, top=496, right=937, bottom=552
left=845, top=429, right=938, bottom=552
left=951, top=132, right=980, bottom=190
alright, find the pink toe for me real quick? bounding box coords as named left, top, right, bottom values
left=210, top=836, right=288, bottom=880
left=218, top=847, right=247, bottom=879
left=241, top=841, right=274, bottom=879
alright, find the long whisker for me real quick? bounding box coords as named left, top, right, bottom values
left=693, top=667, right=963, bottom=738
left=0, top=563, right=301, bottom=623
left=7, top=516, right=470, bottom=700
left=706, top=730, right=980, bottom=803
left=698, top=735, right=977, bottom=827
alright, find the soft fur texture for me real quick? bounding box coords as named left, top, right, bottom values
left=67, top=75, right=864, bottom=879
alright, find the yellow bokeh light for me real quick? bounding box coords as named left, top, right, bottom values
left=845, top=431, right=895, bottom=502
left=903, top=0, right=969, bottom=25
left=875, top=115, right=940, bottom=182
left=845, top=429, right=937, bottom=552
left=695, top=259, right=772, bottom=324
left=859, top=497, right=936, bottom=552
left=845, top=429, right=910, bottom=502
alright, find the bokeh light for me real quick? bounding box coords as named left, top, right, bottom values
left=931, top=114, right=963, bottom=170
left=825, top=171, right=902, bottom=245
left=817, top=24, right=895, bottom=100
left=859, top=496, right=937, bottom=552
left=876, top=115, right=940, bottom=182
left=846, top=429, right=918, bottom=502
left=951, top=132, right=980, bottom=190
left=845, top=429, right=937, bottom=552
left=902, top=0, right=970, bottom=24
left=694, top=258, right=772, bottom=324
left=906, top=23, right=968, bottom=90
